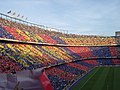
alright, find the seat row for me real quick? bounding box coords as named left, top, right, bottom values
left=0, top=24, right=118, bottom=45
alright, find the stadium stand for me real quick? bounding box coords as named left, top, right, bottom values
left=0, top=13, right=120, bottom=90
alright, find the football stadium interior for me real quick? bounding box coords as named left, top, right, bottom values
left=0, top=12, right=120, bottom=90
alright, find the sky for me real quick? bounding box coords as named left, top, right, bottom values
left=0, top=0, right=120, bottom=36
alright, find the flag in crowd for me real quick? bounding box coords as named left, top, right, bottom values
left=12, top=12, right=16, bottom=15
left=7, top=10, right=11, bottom=14
left=0, top=68, right=53, bottom=90
left=7, top=10, right=28, bottom=21
left=17, top=14, right=20, bottom=17
left=21, top=15, right=24, bottom=18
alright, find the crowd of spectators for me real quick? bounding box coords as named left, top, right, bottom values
left=0, top=15, right=120, bottom=90
left=0, top=25, right=119, bottom=69
left=60, top=36, right=117, bottom=45
left=0, top=55, right=22, bottom=73
left=45, top=59, right=120, bottom=90
left=0, top=17, right=119, bottom=45
left=0, top=41, right=119, bottom=71
left=45, top=60, right=93, bottom=90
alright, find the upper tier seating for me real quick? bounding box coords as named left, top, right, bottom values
left=0, top=18, right=119, bottom=45
left=0, top=17, right=119, bottom=90
left=0, top=18, right=119, bottom=73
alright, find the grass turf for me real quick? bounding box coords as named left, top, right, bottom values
left=71, top=66, right=120, bottom=90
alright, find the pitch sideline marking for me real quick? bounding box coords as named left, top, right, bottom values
left=80, top=67, right=100, bottom=90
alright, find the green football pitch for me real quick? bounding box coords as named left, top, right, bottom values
left=71, top=66, right=120, bottom=90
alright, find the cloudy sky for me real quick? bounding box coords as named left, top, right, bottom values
left=0, top=0, right=120, bottom=36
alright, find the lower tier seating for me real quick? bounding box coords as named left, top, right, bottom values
left=45, top=59, right=119, bottom=90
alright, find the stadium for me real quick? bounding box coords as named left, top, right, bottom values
left=0, top=1, right=120, bottom=90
